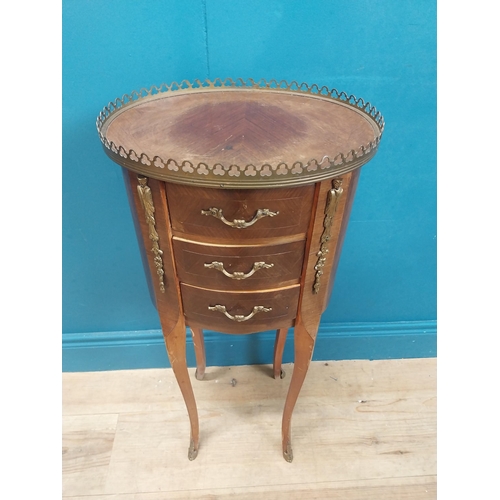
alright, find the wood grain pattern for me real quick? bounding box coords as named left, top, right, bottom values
left=173, top=237, right=305, bottom=290
left=105, top=90, right=378, bottom=167
left=166, top=183, right=314, bottom=243
left=181, top=283, right=301, bottom=334
left=62, top=358, right=436, bottom=499
left=62, top=414, right=118, bottom=495
left=65, top=477, right=437, bottom=500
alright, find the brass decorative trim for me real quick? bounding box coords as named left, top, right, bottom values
left=188, top=438, right=198, bottom=461
left=136, top=175, right=166, bottom=293
left=208, top=304, right=272, bottom=322
left=97, top=78, right=384, bottom=188
left=313, top=178, right=344, bottom=294
left=204, top=261, right=274, bottom=280
left=283, top=441, right=293, bottom=463
left=201, top=207, right=278, bottom=228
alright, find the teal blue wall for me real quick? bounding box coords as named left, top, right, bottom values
left=63, top=0, right=436, bottom=371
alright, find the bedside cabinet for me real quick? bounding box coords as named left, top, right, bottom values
left=97, top=78, right=384, bottom=461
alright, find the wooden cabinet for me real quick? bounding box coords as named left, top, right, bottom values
left=97, top=79, right=384, bottom=462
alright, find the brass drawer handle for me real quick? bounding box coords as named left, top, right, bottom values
left=204, top=261, right=274, bottom=280
left=208, top=305, right=272, bottom=322
left=200, top=207, right=279, bottom=228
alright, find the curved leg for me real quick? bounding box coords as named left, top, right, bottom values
left=281, top=321, right=316, bottom=462
left=190, top=327, right=206, bottom=380
left=273, top=328, right=288, bottom=379
left=163, top=318, right=200, bottom=460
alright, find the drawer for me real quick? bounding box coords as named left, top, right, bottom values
left=165, top=183, right=314, bottom=243
left=173, top=237, right=305, bottom=291
left=181, top=283, right=300, bottom=334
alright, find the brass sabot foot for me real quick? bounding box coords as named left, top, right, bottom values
left=188, top=438, right=199, bottom=461
left=283, top=442, right=293, bottom=463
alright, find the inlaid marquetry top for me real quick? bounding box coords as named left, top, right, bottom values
left=97, top=79, right=384, bottom=188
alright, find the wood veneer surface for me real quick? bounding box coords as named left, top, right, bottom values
left=166, top=183, right=314, bottom=242
left=181, top=283, right=300, bottom=334
left=173, top=238, right=305, bottom=291
left=105, top=91, right=378, bottom=166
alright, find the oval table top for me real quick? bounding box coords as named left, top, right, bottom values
left=97, top=79, right=384, bottom=188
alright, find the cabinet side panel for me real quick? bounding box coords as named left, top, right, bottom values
left=299, top=172, right=356, bottom=334
left=122, top=168, right=157, bottom=307
left=125, top=170, right=180, bottom=331
left=324, top=168, right=361, bottom=311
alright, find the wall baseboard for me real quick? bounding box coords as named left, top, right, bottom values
left=62, top=320, right=436, bottom=372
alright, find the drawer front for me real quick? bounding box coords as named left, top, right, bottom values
left=173, top=238, right=305, bottom=291
left=181, top=283, right=300, bottom=334
left=166, top=184, right=314, bottom=243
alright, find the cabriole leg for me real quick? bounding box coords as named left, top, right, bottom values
left=163, top=318, right=200, bottom=460
left=273, top=328, right=288, bottom=379
left=281, top=321, right=316, bottom=462
left=190, top=327, right=206, bottom=380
